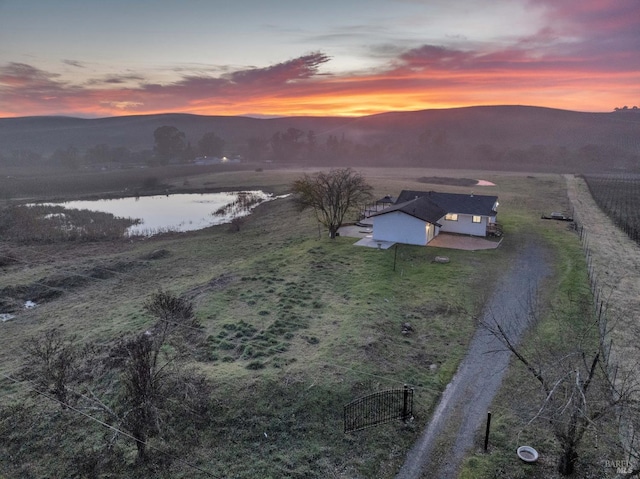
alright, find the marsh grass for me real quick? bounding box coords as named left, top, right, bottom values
left=0, top=168, right=584, bottom=478
left=0, top=204, right=138, bottom=243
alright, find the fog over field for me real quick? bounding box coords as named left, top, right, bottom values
left=1, top=106, right=639, bottom=174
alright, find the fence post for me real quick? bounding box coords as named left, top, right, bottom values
left=403, top=385, right=409, bottom=421
left=484, top=412, right=492, bottom=452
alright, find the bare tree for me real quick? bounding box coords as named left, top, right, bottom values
left=143, top=289, right=197, bottom=346
left=17, top=293, right=209, bottom=468
left=120, top=332, right=164, bottom=461
left=292, top=168, right=372, bottom=239
left=482, top=297, right=640, bottom=476
left=118, top=291, right=200, bottom=461
left=23, top=328, right=79, bottom=408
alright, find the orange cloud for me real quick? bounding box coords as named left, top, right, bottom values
left=1, top=5, right=639, bottom=120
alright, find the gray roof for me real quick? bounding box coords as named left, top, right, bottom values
left=376, top=194, right=396, bottom=204
left=371, top=196, right=446, bottom=225
left=395, top=190, right=498, bottom=216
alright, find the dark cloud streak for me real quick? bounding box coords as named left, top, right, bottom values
left=227, top=52, right=330, bottom=85
left=62, top=59, right=86, bottom=68
left=0, top=0, right=638, bottom=118
left=85, top=74, right=146, bottom=85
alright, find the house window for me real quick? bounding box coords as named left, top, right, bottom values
left=472, top=215, right=482, bottom=223
left=445, top=213, right=458, bottom=221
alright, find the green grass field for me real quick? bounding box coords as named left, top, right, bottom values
left=0, top=167, right=595, bottom=478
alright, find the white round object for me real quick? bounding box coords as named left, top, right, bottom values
left=517, top=445, right=539, bottom=462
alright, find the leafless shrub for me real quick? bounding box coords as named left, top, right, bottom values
left=213, top=191, right=264, bottom=218
left=19, top=293, right=210, bottom=465
left=23, top=328, right=80, bottom=408
left=482, top=295, right=640, bottom=476
left=119, top=332, right=166, bottom=461
left=115, top=292, right=208, bottom=461
left=144, top=289, right=200, bottom=347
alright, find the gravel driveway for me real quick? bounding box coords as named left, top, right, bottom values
left=395, top=240, right=551, bottom=479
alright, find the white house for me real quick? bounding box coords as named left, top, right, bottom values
left=371, top=190, right=499, bottom=246
left=193, top=156, right=241, bottom=166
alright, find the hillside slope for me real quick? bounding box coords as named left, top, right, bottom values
left=1, top=106, right=639, bottom=173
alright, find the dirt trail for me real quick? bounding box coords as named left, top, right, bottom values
left=565, top=175, right=640, bottom=387
left=395, top=240, right=551, bottom=479
left=394, top=175, right=640, bottom=478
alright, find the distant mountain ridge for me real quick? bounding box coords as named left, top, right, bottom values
left=1, top=106, right=639, bottom=173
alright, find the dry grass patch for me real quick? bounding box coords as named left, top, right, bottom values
left=0, top=168, right=584, bottom=478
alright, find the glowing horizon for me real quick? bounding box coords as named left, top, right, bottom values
left=1, top=0, right=638, bottom=118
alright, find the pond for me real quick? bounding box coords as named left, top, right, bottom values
left=44, top=191, right=285, bottom=236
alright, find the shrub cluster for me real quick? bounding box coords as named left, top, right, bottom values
left=0, top=204, right=138, bottom=243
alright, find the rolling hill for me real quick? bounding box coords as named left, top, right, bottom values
left=1, top=106, right=639, bottom=173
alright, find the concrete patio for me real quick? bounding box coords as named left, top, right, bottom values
left=338, top=224, right=502, bottom=251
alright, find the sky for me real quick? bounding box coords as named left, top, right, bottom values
left=0, top=0, right=638, bottom=118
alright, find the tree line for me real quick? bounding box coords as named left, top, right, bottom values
left=4, top=122, right=638, bottom=173
left=0, top=127, right=227, bottom=169
left=0, top=124, right=402, bottom=169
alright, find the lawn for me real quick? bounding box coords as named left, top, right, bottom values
left=0, top=167, right=586, bottom=478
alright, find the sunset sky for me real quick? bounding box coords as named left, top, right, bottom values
left=1, top=0, right=638, bottom=118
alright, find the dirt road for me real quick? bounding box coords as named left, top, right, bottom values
left=395, top=240, right=551, bottom=479
left=565, top=175, right=640, bottom=377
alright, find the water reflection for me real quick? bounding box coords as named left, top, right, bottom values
left=48, top=191, right=281, bottom=236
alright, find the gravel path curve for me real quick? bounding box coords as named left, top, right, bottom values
left=395, top=240, right=551, bottom=479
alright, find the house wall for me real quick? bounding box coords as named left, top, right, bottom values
left=439, top=214, right=488, bottom=236
left=427, top=222, right=436, bottom=242
left=372, top=212, right=429, bottom=245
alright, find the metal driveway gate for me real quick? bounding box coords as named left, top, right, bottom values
left=344, top=385, right=413, bottom=433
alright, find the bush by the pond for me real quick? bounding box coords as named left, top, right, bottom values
left=213, top=191, right=265, bottom=216
left=0, top=204, right=138, bottom=243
